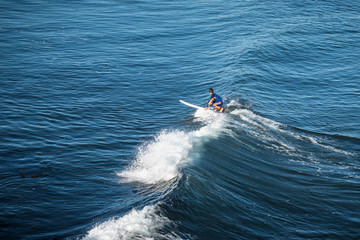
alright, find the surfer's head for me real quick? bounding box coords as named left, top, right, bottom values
left=209, top=88, right=215, bottom=99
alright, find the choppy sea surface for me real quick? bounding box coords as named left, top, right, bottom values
left=1, top=0, right=359, bottom=239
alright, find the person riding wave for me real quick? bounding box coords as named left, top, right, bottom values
left=205, top=88, right=224, bottom=112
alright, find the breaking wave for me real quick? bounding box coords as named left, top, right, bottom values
left=117, top=109, right=229, bottom=185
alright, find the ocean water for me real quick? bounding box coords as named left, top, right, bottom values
left=1, top=0, right=359, bottom=239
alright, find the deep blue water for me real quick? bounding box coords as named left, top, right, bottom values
left=1, top=0, right=359, bottom=239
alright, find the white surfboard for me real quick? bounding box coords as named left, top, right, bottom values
left=179, top=100, right=203, bottom=110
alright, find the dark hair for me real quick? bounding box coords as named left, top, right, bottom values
left=208, top=88, right=214, bottom=93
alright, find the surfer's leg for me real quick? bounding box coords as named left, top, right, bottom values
left=213, top=102, right=223, bottom=112
left=213, top=103, right=220, bottom=111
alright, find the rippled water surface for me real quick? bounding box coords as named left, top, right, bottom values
left=1, top=0, right=359, bottom=239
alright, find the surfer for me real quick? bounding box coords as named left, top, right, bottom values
left=205, top=88, right=224, bottom=112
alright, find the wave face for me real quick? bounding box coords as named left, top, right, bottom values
left=82, top=106, right=359, bottom=240
left=1, top=0, right=359, bottom=239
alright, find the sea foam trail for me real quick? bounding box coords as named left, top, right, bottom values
left=83, top=205, right=182, bottom=240
left=230, top=108, right=355, bottom=156
left=118, top=109, right=228, bottom=184
left=230, top=108, right=297, bottom=154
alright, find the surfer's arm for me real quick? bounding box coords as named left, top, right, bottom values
left=205, top=98, right=214, bottom=109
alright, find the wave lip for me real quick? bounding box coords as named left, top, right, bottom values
left=118, top=130, right=192, bottom=184
left=117, top=109, right=228, bottom=185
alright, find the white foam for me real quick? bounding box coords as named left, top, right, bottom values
left=83, top=205, right=181, bottom=240
left=193, top=108, right=218, bottom=120
left=118, top=110, right=229, bottom=185
left=118, top=130, right=192, bottom=184
left=230, top=108, right=355, bottom=156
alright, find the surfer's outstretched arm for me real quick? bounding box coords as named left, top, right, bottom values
left=205, top=99, right=214, bottom=110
